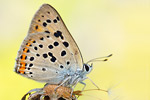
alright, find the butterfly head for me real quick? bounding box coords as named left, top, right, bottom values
left=82, top=63, right=93, bottom=74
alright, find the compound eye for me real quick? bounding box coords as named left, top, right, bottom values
left=84, top=64, right=89, bottom=72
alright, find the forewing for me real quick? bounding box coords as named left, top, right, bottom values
left=28, top=4, right=83, bottom=68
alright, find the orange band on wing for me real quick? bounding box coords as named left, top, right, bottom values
left=23, top=48, right=29, bottom=53
left=19, top=62, right=26, bottom=74
left=21, top=54, right=26, bottom=60
left=26, top=43, right=31, bottom=47
left=18, top=39, right=36, bottom=74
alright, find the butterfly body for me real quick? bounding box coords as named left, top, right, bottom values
left=15, top=4, right=93, bottom=88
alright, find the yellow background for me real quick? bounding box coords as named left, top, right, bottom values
left=0, top=0, right=150, bottom=100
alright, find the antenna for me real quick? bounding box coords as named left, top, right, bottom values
left=86, top=54, right=113, bottom=64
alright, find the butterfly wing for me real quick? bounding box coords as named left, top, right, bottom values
left=15, top=4, right=83, bottom=83
left=28, top=4, right=83, bottom=68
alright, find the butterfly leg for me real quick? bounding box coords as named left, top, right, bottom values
left=70, top=78, right=81, bottom=96
left=72, top=81, right=86, bottom=98
left=27, top=88, right=43, bottom=94
left=86, top=77, right=100, bottom=90
left=44, top=83, right=49, bottom=87
left=22, top=88, right=43, bottom=100
left=79, top=81, right=86, bottom=92
left=79, top=77, right=100, bottom=92
left=54, top=76, right=72, bottom=91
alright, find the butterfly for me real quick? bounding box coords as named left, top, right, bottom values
left=14, top=4, right=112, bottom=92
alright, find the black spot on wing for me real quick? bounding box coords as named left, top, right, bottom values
left=40, top=37, right=44, bottom=40
left=38, top=19, right=41, bottom=22
left=54, top=31, right=64, bottom=40
left=63, top=41, right=69, bottom=47
left=36, top=54, right=40, bottom=57
left=56, top=16, right=60, bottom=21
left=54, top=41, right=59, bottom=46
left=33, top=41, right=36, bottom=43
left=25, top=63, right=27, bottom=66
left=50, top=56, right=56, bottom=62
left=27, top=49, right=30, bottom=53
left=35, top=25, right=38, bottom=30
left=48, top=45, right=53, bottom=49
left=67, top=61, right=70, bottom=65
left=43, top=53, right=48, bottom=58
left=20, top=55, right=23, bottom=59
left=42, top=68, right=46, bottom=71
left=27, top=68, right=30, bottom=70
left=60, top=65, right=64, bottom=68
left=30, top=57, right=34, bottom=61
left=39, top=44, right=43, bottom=48
left=29, top=63, right=33, bottom=67
left=46, top=19, right=51, bottom=23
left=43, top=22, right=47, bottom=27
left=45, top=31, right=50, bottom=33
left=34, top=47, right=38, bottom=50
left=47, top=35, right=50, bottom=38
left=47, top=11, right=50, bottom=14
left=25, top=56, right=27, bottom=60
left=53, top=19, right=57, bottom=23
left=61, top=50, right=66, bottom=56
left=48, top=52, right=53, bottom=56
left=47, top=52, right=57, bottom=63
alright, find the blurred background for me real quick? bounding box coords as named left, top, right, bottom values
left=0, top=0, right=150, bottom=100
